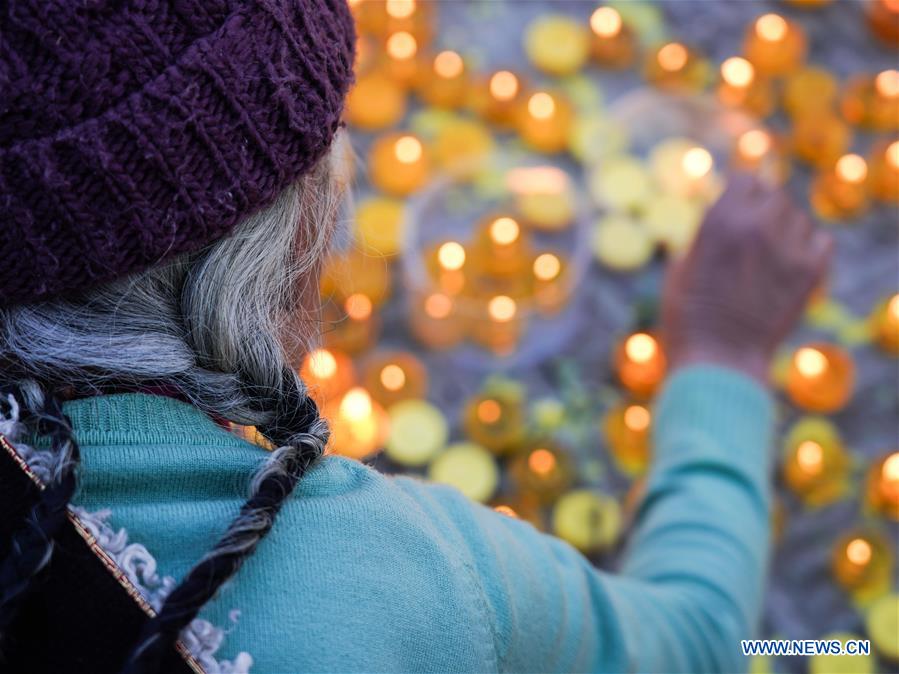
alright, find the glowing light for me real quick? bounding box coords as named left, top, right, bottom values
left=657, top=43, right=688, bottom=72
left=385, top=0, right=415, bottom=18
left=528, top=92, right=556, bottom=120
left=796, top=440, right=824, bottom=475
left=835, top=154, right=868, bottom=184
left=307, top=349, right=337, bottom=379
left=738, top=130, right=772, bottom=159
left=721, top=57, right=755, bottom=88
left=624, top=405, right=651, bottom=432
left=424, top=293, right=452, bottom=319
left=875, top=69, right=899, bottom=98
left=533, top=253, right=562, bottom=281
left=437, top=241, right=466, bottom=271
left=394, top=135, right=422, bottom=164
left=340, top=387, right=373, bottom=421
left=477, top=399, right=502, bottom=424
left=682, top=147, right=714, bottom=178
left=590, top=7, right=622, bottom=38
left=489, top=217, right=520, bottom=245
left=795, top=347, right=828, bottom=377
left=489, top=70, right=519, bottom=101
left=528, top=448, right=557, bottom=476
left=625, top=333, right=658, bottom=363
left=344, top=293, right=373, bottom=321
left=506, top=166, right=568, bottom=195
left=755, top=14, right=788, bottom=42
left=434, top=50, right=464, bottom=78
left=494, top=505, right=519, bottom=518
left=883, top=452, right=899, bottom=483
left=846, top=538, right=873, bottom=566
left=889, top=294, right=899, bottom=320
left=488, top=295, right=517, bottom=322
left=386, top=31, right=417, bottom=60
left=379, top=364, right=406, bottom=392
left=886, top=141, right=899, bottom=169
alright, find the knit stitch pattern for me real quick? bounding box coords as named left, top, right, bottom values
left=0, top=0, right=355, bottom=305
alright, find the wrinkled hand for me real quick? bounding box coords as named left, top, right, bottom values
left=662, top=173, right=833, bottom=385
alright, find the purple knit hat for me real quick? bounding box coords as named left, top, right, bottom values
left=0, top=0, right=355, bottom=307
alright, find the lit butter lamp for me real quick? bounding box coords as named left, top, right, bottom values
left=783, top=67, right=838, bottom=120
left=644, top=42, right=709, bottom=92
left=870, top=293, right=899, bottom=355
left=349, top=0, right=433, bottom=43
left=416, top=50, right=469, bottom=109
left=344, top=71, right=407, bottom=131
left=614, top=331, right=667, bottom=399
left=510, top=444, right=574, bottom=505
left=732, top=129, right=791, bottom=186
left=382, top=30, right=420, bottom=87
left=865, top=451, right=899, bottom=520
left=781, top=416, right=850, bottom=507
left=470, top=70, right=528, bottom=129
left=743, top=13, right=807, bottom=76
left=471, top=215, right=532, bottom=279
left=810, top=153, right=870, bottom=220
left=552, top=490, right=622, bottom=553
left=385, top=398, right=447, bottom=467
left=425, top=239, right=468, bottom=296
left=531, top=252, right=568, bottom=316
left=429, top=442, right=499, bottom=504
left=589, top=6, right=636, bottom=69
left=367, top=132, right=430, bottom=197
left=362, top=351, right=428, bottom=408
left=407, top=291, right=467, bottom=350
left=831, top=530, right=893, bottom=598
left=299, top=347, right=355, bottom=407
left=516, top=90, right=574, bottom=154
left=323, top=387, right=389, bottom=461
left=462, top=391, right=526, bottom=455
left=868, top=140, right=899, bottom=204
left=785, top=343, right=855, bottom=413
left=603, top=402, right=652, bottom=476
left=649, top=138, right=720, bottom=201
left=791, top=113, right=853, bottom=168
left=841, top=69, right=899, bottom=131
left=492, top=493, right=545, bottom=530
left=322, top=293, right=380, bottom=355
left=717, top=56, right=774, bottom=117
left=469, top=294, right=523, bottom=356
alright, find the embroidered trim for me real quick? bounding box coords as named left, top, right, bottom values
left=0, top=431, right=253, bottom=674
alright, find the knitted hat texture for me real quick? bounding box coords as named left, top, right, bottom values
left=0, top=0, right=355, bottom=306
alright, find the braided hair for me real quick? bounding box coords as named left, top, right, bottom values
left=0, top=381, right=80, bottom=638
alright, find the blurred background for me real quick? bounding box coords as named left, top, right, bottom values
left=284, top=2, right=898, bottom=671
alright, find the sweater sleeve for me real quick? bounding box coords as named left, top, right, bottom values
left=417, top=365, right=774, bottom=673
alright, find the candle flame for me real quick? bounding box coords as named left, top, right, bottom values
left=477, top=399, right=502, bottom=424
left=489, top=70, right=519, bottom=101
left=721, top=57, right=755, bottom=88
left=886, top=141, right=899, bottom=169
left=888, top=294, right=899, bottom=320
left=846, top=538, right=872, bottom=566
left=883, top=453, right=899, bottom=483
left=796, top=440, right=824, bottom=475
left=835, top=154, right=868, bottom=184
left=385, top=0, right=415, bottom=19
left=755, top=13, right=788, bottom=42
left=528, top=92, right=556, bottom=120
left=875, top=69, right=899, bottom=99
left=590, top=7, right=622, bottom=38
left=738, top=129, right=772, bottom=160
left=340, top=387, right=373, bottom=421
left=344, top=293, right=373, bottom=320
left=533, top=253, right=562, bottom=281
left=434, top=50, right=464, bottom=78
left=437, top=241, right=466, bottom=271
left=307, top=348, right=338, bottom=379
left=494, top=505, right=519, bottom=518
left=424, top=292, right=452, bottom=319
left=394, top=135, right=422, bottom=164
left=528, top=448, right=557, bottom=476
left=795, top=347, right=828, bottom=378
left=488, top=295, right=517, bottom=322
left=379, top=364, right=406, bottom=392
left=624, top=405, right=651, bottom=432
left=490, top=217, right=520, bottom=245
left=625, top=333, right=658, bottom=363
left=386, top=31, right=417, bottom=60
left=657, top=43, right=688, bottom=72
left=682, top=147, right=714, bottom=178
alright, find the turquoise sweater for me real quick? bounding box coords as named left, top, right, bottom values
left=69, top=366, right=773, bottom=673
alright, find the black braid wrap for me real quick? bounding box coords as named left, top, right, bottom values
left=121, top=380, right=324, bottom=674
left=0, top=386, right=80, bottom=636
